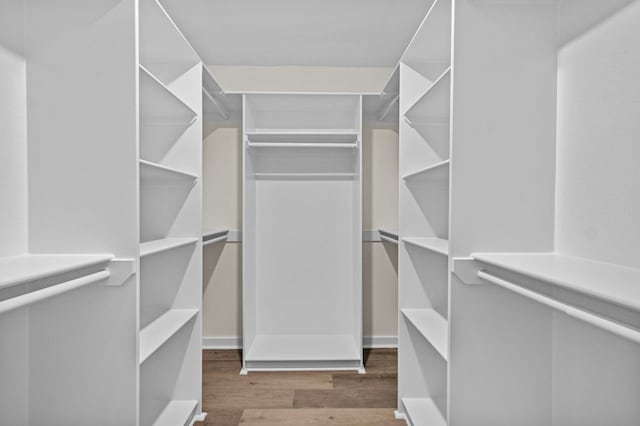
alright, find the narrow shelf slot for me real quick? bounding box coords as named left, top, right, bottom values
left=472, top=252, right=640, bottom=312
left=402, top=159, right=450, bottom=180
left=0, top=254, right=113, bottom=291
left=403, top=237, right=449, bottom=256
left=245, top=334, right=360, bottom=362
left=139, top=309, right=199, bottom=364
left=403, top=398, right=447, bottom=426
left=139, top=159, right=198, bottom=183
left=401, top=309, right=448, bottom=360
left=140, top=238, right=199, bottom=258
left=139, top=65, right=197, bottom=124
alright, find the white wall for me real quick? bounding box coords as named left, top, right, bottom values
left=202, top=66, right=399, bottom=346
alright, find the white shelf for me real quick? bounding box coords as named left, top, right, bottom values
left=245, top=334, right=360, bottom=362
left=139, top=65, right=197, bottom=124
left=150, top=400, right=197, bottom=426
left=140, top=238, right=199, bottom=258
left=378, top=229, right=399, bottom=244
left=403, top=237, right=449, bottom=256
left=139, top=159, right=198, bottom=183
left=401, top=309, right=448, bottom=360
left=472, top=252, right=640, bottom=312
left=0, top=254, right=113, bottom=291
left=254, top=173, right=357, bottom=179
left=403, top=398, right=447, bottom=426
left=139, top=309, right=199, bottom=364
left=402, top=159, right=450, bottom=180
left=404, top=67, right=451, bottom=123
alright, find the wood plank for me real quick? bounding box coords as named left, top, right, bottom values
left=239, top=408, right=404, bottom=425
left=203, top=389, right=294, bottom=410
left=203, top=349, right=242, bottom=361
left=293, top=389, right=397, bottom=409
left=193, top=408, right=243, bottom=426
left=204, top=371, right=333, bottom=391
left=331, top=373, right=397, bottom=391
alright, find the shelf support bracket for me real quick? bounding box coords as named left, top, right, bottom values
left=452, top=257, right=484, bottom=285
left=105, top=258, right=136, bottom=286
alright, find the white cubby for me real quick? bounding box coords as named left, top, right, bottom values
left=242, top=94, right=363, bottom=372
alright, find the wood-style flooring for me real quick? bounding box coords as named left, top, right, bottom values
left=195, top=348, right=404, bottom=425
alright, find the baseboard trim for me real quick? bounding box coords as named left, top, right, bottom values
left=202, top=336, right=397, bottom=350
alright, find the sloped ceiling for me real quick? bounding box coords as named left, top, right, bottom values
left=160, top=0, right=431, bottom=67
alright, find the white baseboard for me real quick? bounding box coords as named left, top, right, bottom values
left=202, top=336, right=397, bottom=350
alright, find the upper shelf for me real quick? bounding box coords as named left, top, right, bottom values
left=400, top=0, right=452, bottom=65
left=402, top=308, right=449, bottom=360
left=246, top=131, right=359, bottom=149
left=472, top=252, right=640, bottom=312
left=0, top=254, right=113, bottom=291
left=404, top=67, right=451, bottom=123
left=139, top=159, right=198, bottom=184
left=403, top=237, right=449, bottom=256
left=139, top=66, right=197, bottom=125
left=402, top=159, right=450, bottom=181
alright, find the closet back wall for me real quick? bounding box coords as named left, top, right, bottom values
left=202, top=66, right=398, bottom=348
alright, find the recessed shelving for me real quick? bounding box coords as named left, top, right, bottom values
left=401, top=309, right=448, bottom=360
left=402, top=159, right=450, bottom=181
left=403, top=237, right=449, bottom=256
left=139, top=159, right=198, bottom=183
left=139, top=309, right=199, bottom=364
left=402, top=398, right=447, bottom=426
left=140, top=238, right=199, bottom=258
left=472, top=252, right=640, bottom=312
left=0, top=254, right=113, bottom=291
left=139, top=65, right=197, bottom=124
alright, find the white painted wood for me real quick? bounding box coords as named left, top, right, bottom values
left=140, top=238, right=199, bottom=257
left=403, top=398, right=446, bottom=426
left=245, top=334, right=360, bottom=361
left=151, top=400, right=198, bottom=426
left=139, top=309, right=199, bottom=364
left=403, top=238, right=448, bottom=257
left=140, top=66, right=197, bottom=124
left=140, top=159, right=199, bottom=183
left=401, top=309, right=448, bottom=360
left=402, top=159, right=449, bottom=181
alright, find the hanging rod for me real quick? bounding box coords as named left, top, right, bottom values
left=477, top=270, right=640, bottom=345
left=379, top=234, right=399, bottom=244
left=247, top=142, right=358, bottom=149
left=203, top=235, right=228, bottom=246
left=0, top=269, right=110, bottom=316
left=202, top=87, right=230, bottom=120
left=377, top=93, right=399, bottom=121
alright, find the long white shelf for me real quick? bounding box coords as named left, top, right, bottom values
left=202, top=229, right=229, bottom=246
left=0, top=254, right=113, bottom=291
left=139, top=159, right=198, bottom=183
left=246, top=129, right=359, bottom=136
left=139, top=65, right=197, bottom=124
left=472, top=252, right=640, bottom=312
left=402, top=159, right=450, bottom=180
left=378, top=229, right=399, bottom=244
left=403, top=237, right=449, bottom=256
left=245, top=334, right=360, bottom=361
left=140, top=238, right=199, bottom=258
left=150, top=400, right=197, bottom=426
left=403, top=398, right=447, bottom=426
left=139, top=309, right=199, bottom=364
left=401, top=309, right=448, bottom=360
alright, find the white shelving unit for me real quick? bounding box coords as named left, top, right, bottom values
left=242, top=94, right=364, bottom=372
left=396, top=0, right=452, bottom=423
left=138, top=0, right=204, bottom=424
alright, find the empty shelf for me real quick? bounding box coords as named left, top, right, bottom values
left=139, top=65, right=197, bottom=124
left=402, top=309, right=448, bottom=360
left=403, top=238, right=449, bottom=256
left=139, top=159, right=198, bottom=183
left=245, top=334, right=360, bottom=362
left=403, top=398, right=447, bottom=426
left=0, top=254, right=113, bottom=290
left=202, top=229, right=229, bottom=246
left=404, top=67, right=451, bottom=123
left=140, top=238, right=198, bottom=257
left=402, top=159, right=450, bottom=180
left=139, top=309, right=198, bottom=364
left=378, top=229, right=399, bottom=244
left=150, top=400, right=197, bottom=426
left=472, top=252, right=640, bottom=312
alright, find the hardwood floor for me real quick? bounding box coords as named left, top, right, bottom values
left=195, top=348, right=405, bottom=426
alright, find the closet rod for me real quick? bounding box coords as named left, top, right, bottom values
left=203, top=235, right=228, bottom=246
left=477, top=270, right=640, bottom=345
left=202, top=87, right=230, bottom=120
left=377, top=94, right=399, bottom=121
left=379, top=234, right=399, bottom=244
left=247, top=142, right=358, bottom=148
left=0, top=269, right=110, bottom=315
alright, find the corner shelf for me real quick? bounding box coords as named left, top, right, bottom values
left=139, top=65, right=197, bottom=124
left=404, top=67, right=451, bottom=124
left=402, top=159, right=450, bottom=181
left=402, top=398, right=447, bottom=426
left=140, top=238, right=198, bottom=258
left=150, top=400, right=198, bottom=426
left=401, top=309, right=448, bottom=360
left=139, top=159, right=198, bottom=183
left=403, top=237, right=449, bottom=256
left=472, top=252, right=640, bottom=312
left=139, top=308, right=199, bottom=364
left=0, top=254, right=113, bottom=290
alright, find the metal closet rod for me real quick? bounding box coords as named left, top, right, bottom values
left=0, top=269, right=110, bottom=315
left=477, top=270, right=640, bottom=345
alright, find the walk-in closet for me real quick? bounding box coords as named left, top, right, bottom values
left=1, top=0, right=638, bottom=424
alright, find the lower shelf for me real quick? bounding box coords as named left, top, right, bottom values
left=402, top=398, right=446, bottom=426
left=151, top=400, right=198, bottom=426
left=401, top=309, right=448, bottom=361
left=245, top=334, right=361, bottom=370
left=139, top=309, right=199, bottom=364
